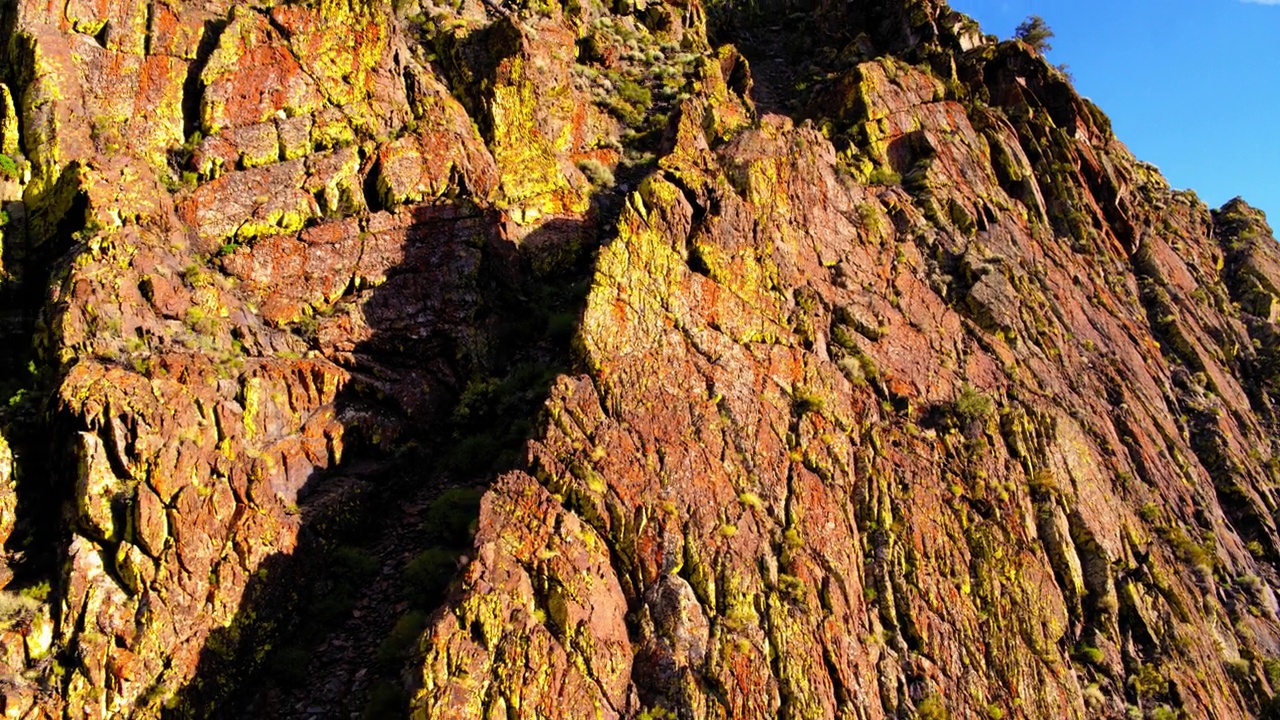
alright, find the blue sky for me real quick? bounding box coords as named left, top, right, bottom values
left=948, top=0, right=1280, bottom=223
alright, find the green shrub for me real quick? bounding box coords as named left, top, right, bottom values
left=376, top=610, right=428, bottom=666
left=616, top=78, right=651, bottom=109
left=792, top=387, right=826, bottom=415
left=20, top=580, right=50, bottom=602
left=1226, top=657, right=1252, bottom=682
left=1027, top=469, right=1058, bottom=496
left=777, top=574, right=805, bottom=602
left=1075, top=645, right=1105, bottom=666
left=576, top=159, right=615, bottom=188
left=868, top=166, right=902, bottom=186
left=441, top=433, right=501, bottom=475
left=1130, top=662, right=1168, bottom=699
left=918, top=695, right=950, bottom=720
left=267, top=645, right=311, bottom=686
left=602, top=77, right=653, bottom=127
left=0, top=591, right=40, bottom=630
left=331, top=545, right=379, bottom=577
left=313, top=545, right=378, bottom=624
left=1082, top=684, right=1105, bottom=709
left=0, top=154, right=17, bottom=179
left=838, top=356, right=866, bottom=386
left=1015, top=16, right=1054, bottom=53
left=546, top=310, right=578, bottom=344
left=362, top=681, right=408, bottom=720
left=403, top=547, right=458, bottom=606
left=422, top=488, right=483, bottom=548
left=1163, top=526, right=1213, bottom=573
left=1264, top=657, right=1280, bottom=687
left=954, top=384, right=994, bottom=423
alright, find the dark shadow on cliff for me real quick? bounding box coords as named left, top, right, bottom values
left=166, top=190, right=619, bottom=718
left=706, top=0, right=942, bottom=119
left=0, top=0, right=88, bottom=591
left=0, top=173, right=89, bottom=592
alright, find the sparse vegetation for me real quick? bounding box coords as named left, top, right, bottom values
left=792, top=387, right=826, bottom=415
left=376, top=611, right=428, bottom=667
left=0, top=153, right=18, bottom=179
left=1075, top=644, right=1105, bottom=666
left=918, top=695, right=950, bottom=720
left=954, top=384, right=995, bottom=423
left=1082, top=684, right=1106, bottom=709
left=11, top=1, right=1280, bottom=717
left=362, top=680, right=409, bottom=720
left=265, top=646, right=311, bottom=687
left=1015, top=16, right=1054, bottom=54
left=403, top=548, right=458, bottom=605
left=1130, top=662, right=1168, bottom=699
left=0, top=590, right=41, bottom=629
left=868, top=166, right=902, bottom=187
left=422, top=488, right=482, bottom=547
left=576, top=158, right=615, bottom=188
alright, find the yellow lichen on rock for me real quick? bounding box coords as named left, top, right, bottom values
left=490, top=55, right=588, bottom=223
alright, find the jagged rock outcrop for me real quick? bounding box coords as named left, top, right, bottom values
left=1, top=0, right=1280, bottom=718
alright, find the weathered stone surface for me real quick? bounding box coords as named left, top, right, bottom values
left=0, top=433, right=13, bottom=589
left=2, top=0, right=1280, bottom=718
left=416, top=471, right=633, bottom=718
left=414, top=14, right=1280, bottom=720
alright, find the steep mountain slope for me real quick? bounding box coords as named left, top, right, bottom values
left=1, top=0, right=1280, bottom=719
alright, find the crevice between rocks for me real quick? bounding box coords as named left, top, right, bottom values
left=180, top=18, right=228, bottom=143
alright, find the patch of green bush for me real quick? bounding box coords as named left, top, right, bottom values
left=546, top=310, right=578, bottom=344
left=954, top=384, right=994, bottom=423
left=576, top=159, right=615, bottom=188
left=0, top=591, right=40, bottom=630
left=1130, top=662, right=1168, bottom=699
left=376, top=610, right=428, bottom=667
left=403, top=547, right=458, bottom=606
left=792, top=387, right=826, bottom=416
left=867, top=166, right=902, bottom=186
left=918, top=695, right=950, bottom=720
left=1075, top=645, right=1105, bottom=666
left=362, top=680, right=408, bottom=720
left=266, top=645, right=311, bottom=686
left=313, top=545, right=378, bottom=625
left=441, top=433, right=502, bottom=476
left=422, top=488, right=482, bottom=548
left=1014, top=15, right=1054, bottom=53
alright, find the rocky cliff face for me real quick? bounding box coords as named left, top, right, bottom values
left=2, top=0, right=1280, bottom=718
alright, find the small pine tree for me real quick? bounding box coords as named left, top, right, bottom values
left=1015, top=15, right=1054, bottom=54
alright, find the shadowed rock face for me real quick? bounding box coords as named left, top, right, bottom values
left=1, top=0, right=1280, bottom=718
